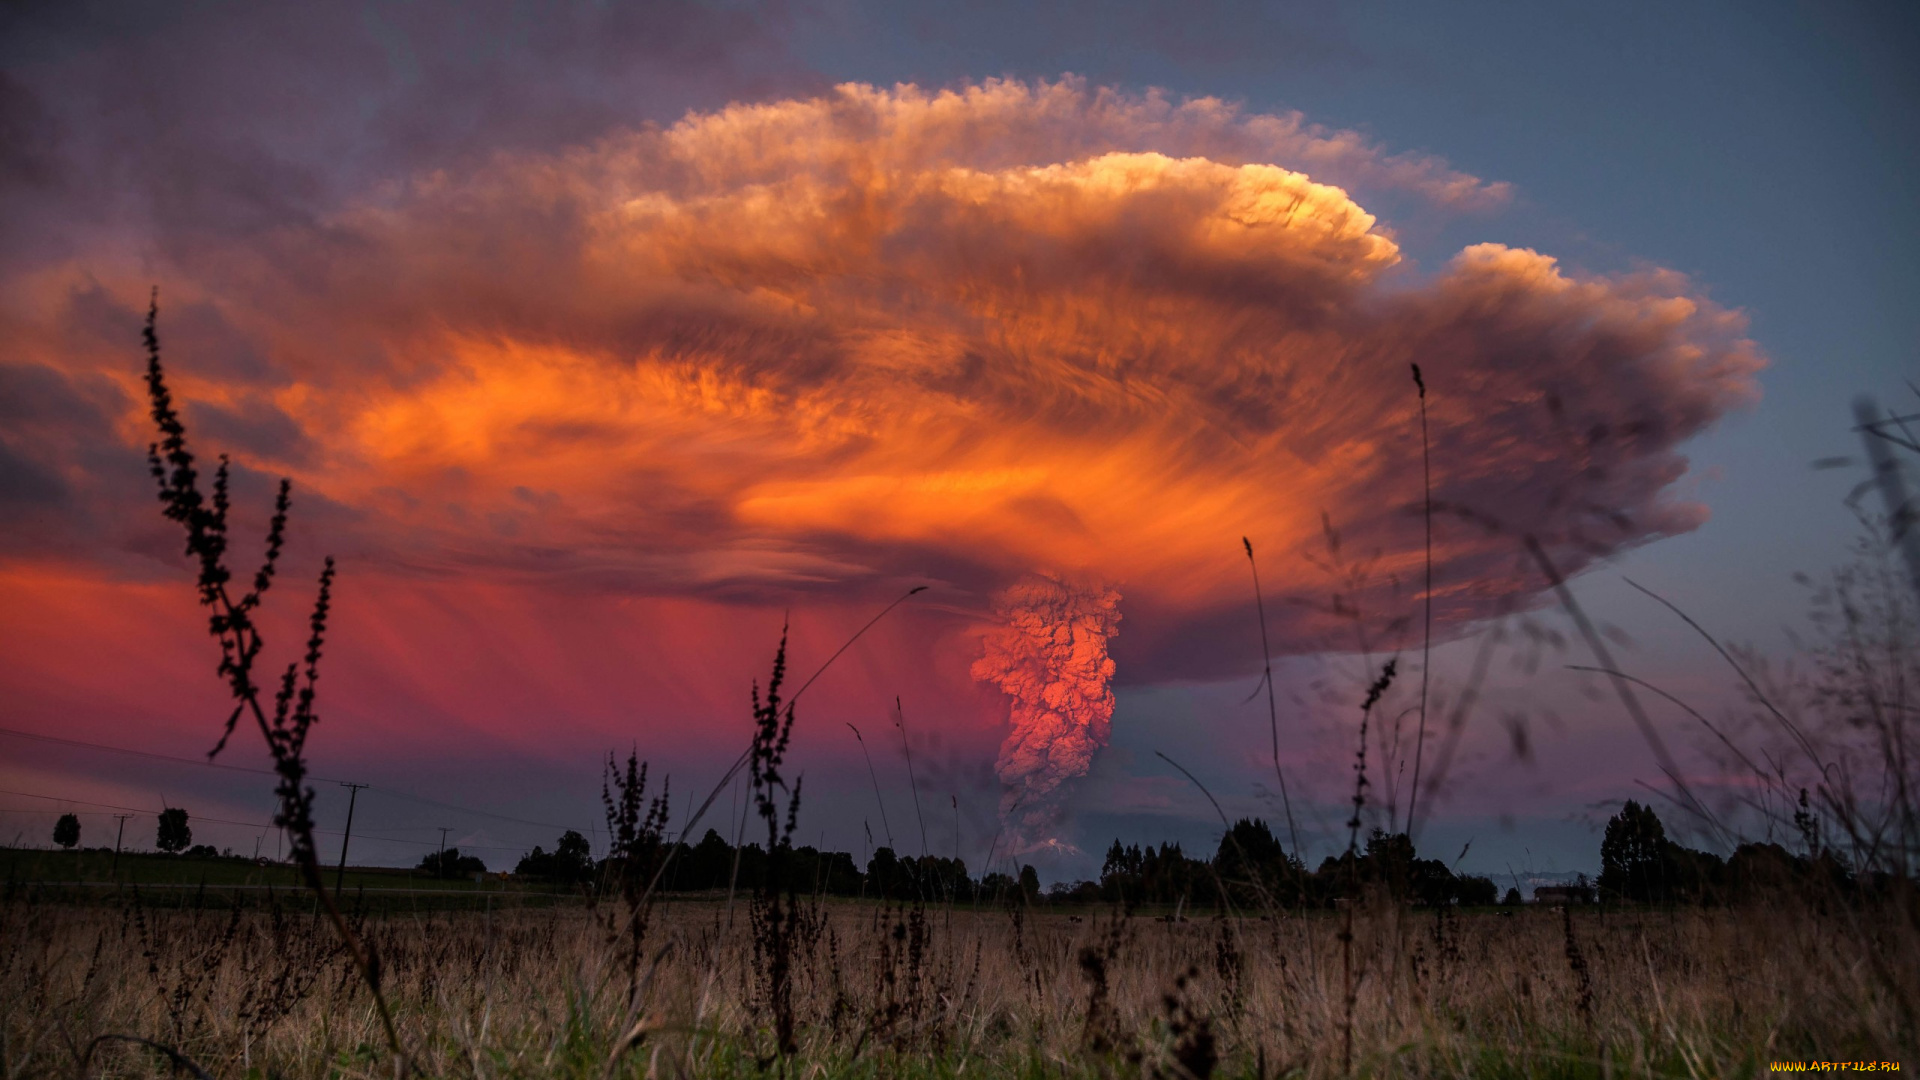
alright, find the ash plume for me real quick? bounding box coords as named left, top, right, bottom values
left=971, top=572, right=1123, bottom=851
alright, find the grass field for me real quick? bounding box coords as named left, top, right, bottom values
left=0, top=848, right=530, bottom=894
left=4, top=880, right=1913, bottom=1078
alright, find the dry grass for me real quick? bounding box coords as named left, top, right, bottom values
left=4, top=887, right=1913, bottom=1078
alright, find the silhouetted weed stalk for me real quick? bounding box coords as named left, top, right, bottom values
left=140, top=296, right=407, bottom=1072
left=747, top=628, right=804, bottom=1064
left=600, top=748, right=672, bottom=1055
left=1405, top=361, right=1434, bottom=837
left=1341, top=658, right=1396, bottom=1076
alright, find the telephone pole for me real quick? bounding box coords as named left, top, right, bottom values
left=334, top=781, right=368, bottom=897
left=438, top=827, right=451, bottom=879
left=110, top=814, right=131, bottom=879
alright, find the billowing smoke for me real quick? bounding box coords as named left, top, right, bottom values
left=971, top=572, right=1124, bottom=851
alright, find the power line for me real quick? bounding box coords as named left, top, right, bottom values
left=0, top=724, right=588, bottom=834
left=369, top=785, right=584, bottom=835
left=0, top=724, right=329, bottom=779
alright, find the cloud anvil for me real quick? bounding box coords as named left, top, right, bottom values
left=4, top=79, right=1759, bottom=841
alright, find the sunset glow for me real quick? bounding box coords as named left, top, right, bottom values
left=2, top=78, right=1771, bottom=855
left=4, top=8, right=1913, bottom=1072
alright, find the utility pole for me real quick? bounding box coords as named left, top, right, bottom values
left=110, top=814, right=131, bottom=879
left=334, top=781, right=368, bottom=897
left=438, top=826, right=451, bottom=879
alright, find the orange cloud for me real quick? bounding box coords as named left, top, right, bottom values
left=9, top=79, right=1759, bottom=687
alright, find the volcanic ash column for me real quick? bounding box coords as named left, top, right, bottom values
left=970, top=572, right=1123, bottom=853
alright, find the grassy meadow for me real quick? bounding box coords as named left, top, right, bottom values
left=0, top=849, right=524, bottom=894
left=5, top=881, right=1915, bottom=1079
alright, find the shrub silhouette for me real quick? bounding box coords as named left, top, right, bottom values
left=53, top=812, right=79, bottom=849
left=418, top=847, right=487, bottom=878
left=1018, top=863, right=1040, bottom=901
left=156, top=807, right=191, bottom=854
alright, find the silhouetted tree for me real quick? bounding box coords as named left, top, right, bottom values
left=1600, top=800, right=1667, bottom=902
left=867, top=845, right=908, bottom=898
left=516, top=829, right=595, bottom=883
left=156, top=807, right=191, bottom=854
left=1102, top=840, right=1217, bottom=906
left=1663, top=842, right=1726, bottom=903
left=418, top=847, right=486, bottom=878
left=1213, top=817, right=1306, bottom=905
left=1600, top=800, right=1730, bottom=904
left=1724, top=840, right=1853, bottom=902
left=53, top=813, right=80, bottom=850
left=683, top=828, right=736, bottom=889
left=1457, top=875, right=1499, bottom=906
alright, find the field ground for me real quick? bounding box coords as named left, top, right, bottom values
left=1, top=847, right=546, bottom=897
left=4, top=880, right=1914, bottom=1079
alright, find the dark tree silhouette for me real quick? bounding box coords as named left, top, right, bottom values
left=1214, top=817, right=1307, bottom=905
left=866, top=845, right=907, bottom=898
left=53, top=812, right=80, bottom=849
left=156, top=807, right=192, bottom=854
left=1600, top=800, right=1668, bottom=902
left=516, top=829, right=595, bottom=883
left=1457, top=874, right=1499, bottom=906
left=418, top=847, right=487, bottom=878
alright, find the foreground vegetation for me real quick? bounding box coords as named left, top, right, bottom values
left=4, top=884, right=1913, bottom=1078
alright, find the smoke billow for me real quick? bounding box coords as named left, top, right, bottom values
left=971, top=572, right=1124, bottom=851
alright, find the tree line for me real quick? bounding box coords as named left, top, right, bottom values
left=48, top=794, right=1877, bottom=906
left=1595, top=798, right=1869, bottom=905
left=47, top=807, right=220, bottom=858
left=509, top=817, right=1504, bottom=907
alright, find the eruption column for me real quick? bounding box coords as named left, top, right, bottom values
left=971, top=572, right=1123, bottom=853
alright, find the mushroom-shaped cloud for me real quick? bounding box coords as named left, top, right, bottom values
left=14, top=80, right=1761, bottom=831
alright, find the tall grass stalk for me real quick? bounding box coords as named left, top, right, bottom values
left=1406, top=363, right=1434, bottom=837
left=1242, top=538, right=1303, bottom=863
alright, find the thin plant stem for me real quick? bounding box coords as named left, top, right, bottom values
left=1525, top=538, right=1721, bottom=841
left=1243, top=538, right=1301, bottom=861
left=1407, top=363, right=1434, bottom=836
left=896, top=696, right=931, bottom=860
left=847, top=722, right=896, bottom=851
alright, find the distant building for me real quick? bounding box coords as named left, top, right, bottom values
left=1534, top=883, right=1595, bottom=904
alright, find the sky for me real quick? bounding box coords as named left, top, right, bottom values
left=1, top=0, right=1914, bottom=882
